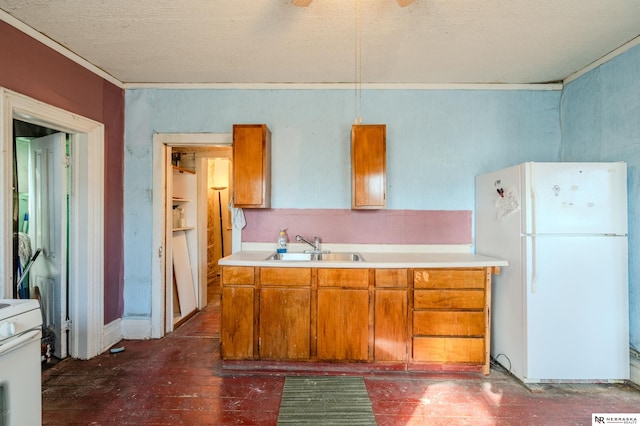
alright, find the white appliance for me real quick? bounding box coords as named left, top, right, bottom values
left=0, top=299, right=42, bottom=425
left=475, top=162, right=629, bottom=383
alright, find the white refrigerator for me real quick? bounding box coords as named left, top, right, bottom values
left=475, top=162, right=629, bottom=383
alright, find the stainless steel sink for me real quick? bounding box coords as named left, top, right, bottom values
left=316, top=252, right=365, bottom=262
left=266, top=252, right=365, bottom=262
left=267, top=252, right=314, bottom=261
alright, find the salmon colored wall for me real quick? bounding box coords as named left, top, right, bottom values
left=243, top=209, right=472, bottom=245
left=0, top=21, right=124, bottom=323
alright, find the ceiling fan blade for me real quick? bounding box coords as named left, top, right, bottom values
left=292, top=0, right=412, bottom=7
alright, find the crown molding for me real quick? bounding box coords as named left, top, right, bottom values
left=564, top=34, right=640, bottom=85
left=1, top=10, right=123, bottom=88
left=124, top=82, right=562, bottom=91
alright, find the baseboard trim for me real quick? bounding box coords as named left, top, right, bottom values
left=102, top=318, right=123, bottom=351
left=630, top=356, right=640, bottom=386
left=121, top=318, right=152, bottom=340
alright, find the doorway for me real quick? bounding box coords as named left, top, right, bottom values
left=151, top=133, right=238, bottom=338
left=1, top=88, right=105, bottom=360
left=171, top=149, right=232, bottom=286
left=13, top=120, right=70, bottom=361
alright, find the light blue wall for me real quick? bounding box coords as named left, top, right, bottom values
left=124, top=88, right=561, bottom=318
left=560, top=44, right=640, bottom=351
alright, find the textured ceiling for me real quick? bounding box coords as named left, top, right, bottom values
left=1, top=0, right=640, bottom=85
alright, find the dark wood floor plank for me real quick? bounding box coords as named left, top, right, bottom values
left=42, top=290, right=640, bottom=425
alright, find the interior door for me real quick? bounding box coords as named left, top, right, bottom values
left=29, top=132, right=68, bottom=359
left=164, top=149, right=173, bottom=333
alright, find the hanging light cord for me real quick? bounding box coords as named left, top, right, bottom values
left=354, top=0, right=363, bottom=124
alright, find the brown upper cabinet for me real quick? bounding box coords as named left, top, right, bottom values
left=351, top=124, right=386, bottom=209
left=232, top=124, right=271, bottom=208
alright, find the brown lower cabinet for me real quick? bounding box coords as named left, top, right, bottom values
left=317, top=268, right=370, bottom=361
left=259, top=267, right=311, bottom=360
left=220, top=266, right=255, bottom=359
left=221, top=287, right=254, bottom=358
left=374, top=269, right=408, bottom=362
left=412, top=268, right=491, bottom=373
left=221, top=265, right=497, bottom=373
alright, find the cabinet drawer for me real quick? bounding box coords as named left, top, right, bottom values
left=414, top=289, right=484, bottom=309
left=413, top=311, right=484, bottom=336
left=261, top=267, right=311, bottom=286
left=222, top=266, right=255, bottom=285
left=414, top=269, right=485, bottom=289
left=375, top=269, right=407, bottom=288
left=318, top=268, right=369, bottom=288
left=413, top=337, right=484, bottom=363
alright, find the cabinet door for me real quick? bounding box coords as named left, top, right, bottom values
left=221, top=287, right=254, bottom=359
left=232, top=124, right=271, bottom=208
left=375, top=289, right=407, bottom=361
left=351, top=124, right=386, bottom=209
left=259, top=288, right=311, bottom=360
left=317, top=289, right=369, bottom=361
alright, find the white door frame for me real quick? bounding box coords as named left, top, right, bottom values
left=0, top=88, right=105, bottom=359
left=151, top=133, right=238, bottom=338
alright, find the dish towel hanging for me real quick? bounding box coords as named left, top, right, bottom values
left=228, top=196, right=246, bottom=229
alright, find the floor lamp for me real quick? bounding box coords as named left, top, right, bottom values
left=211, top=186, right=226, bottom=257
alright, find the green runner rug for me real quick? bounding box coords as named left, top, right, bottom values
left=277, top=376, right=377, bottom=425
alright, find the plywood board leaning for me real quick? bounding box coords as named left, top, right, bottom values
left=172, top=231, right=197, bottom=316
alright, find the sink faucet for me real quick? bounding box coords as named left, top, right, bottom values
left=296, top=235, right=321, bottom=253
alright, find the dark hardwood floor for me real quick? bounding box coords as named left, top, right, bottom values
left=41, top=281, right=640, bottom=425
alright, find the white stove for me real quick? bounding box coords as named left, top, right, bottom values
left=0, top=298, right=42, bottom=426
left=0, top=299, right=41, bottom=328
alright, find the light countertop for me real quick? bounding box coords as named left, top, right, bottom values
left=219, top=250, right=508, bottom=269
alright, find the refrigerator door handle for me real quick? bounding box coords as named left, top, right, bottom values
left=531, top=237, right=537, bottom=293
left=526, top=236, right=537, bottom=294
left=527, top=162, right=537, bottom=293
left=528, top=162, right=537, bottom=235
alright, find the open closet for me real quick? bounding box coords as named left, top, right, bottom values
left=167, top=147, right=232, bottom=330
